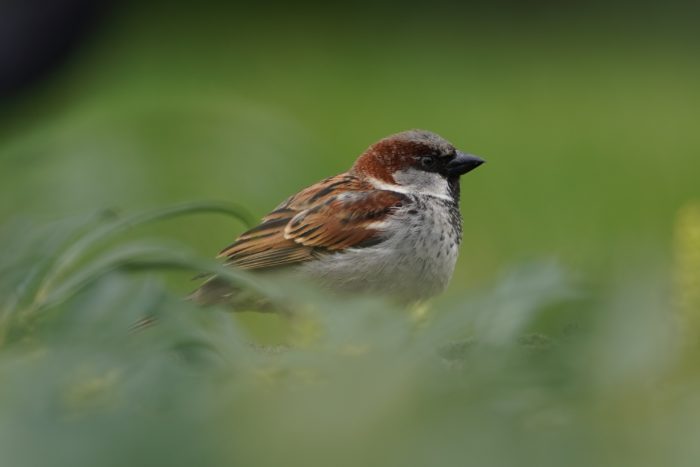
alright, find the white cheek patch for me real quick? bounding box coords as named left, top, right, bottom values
left=367, top=177, right=405, bottom=193
left=391, top=169, right=451, bottom=200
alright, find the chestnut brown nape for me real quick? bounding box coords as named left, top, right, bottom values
left=377, top=129, right=456, bottom=158
left=352, top=130, right=458, bottom=183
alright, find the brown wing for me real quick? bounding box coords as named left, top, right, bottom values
left=217, top=175, right=406, bottom=270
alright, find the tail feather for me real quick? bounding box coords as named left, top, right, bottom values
left=188, top=276, right=279, bottom=313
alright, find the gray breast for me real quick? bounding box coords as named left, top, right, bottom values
left=299, top=195, right=462, bottom=300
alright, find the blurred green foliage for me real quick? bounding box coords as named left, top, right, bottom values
left=0, top=204, right=696, bottom=467
left=3, top=1, right=699, bottom=287
left=1, top=2, right=699, bottom=466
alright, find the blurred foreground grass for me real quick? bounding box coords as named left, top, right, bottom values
left=0, top=202, right=698, bottom=467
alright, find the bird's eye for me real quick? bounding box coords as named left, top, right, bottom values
left=420, top=156, right=436, bottom=169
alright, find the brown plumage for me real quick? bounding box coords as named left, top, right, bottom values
left=192, top=129, right=484, bottom=307
left=217, top=175, right=406, bottom=270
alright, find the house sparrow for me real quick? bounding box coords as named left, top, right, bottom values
left=193, top=129, right=484, bottom=306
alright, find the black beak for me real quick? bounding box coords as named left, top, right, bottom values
left=446, top=151, right=485, bottom=177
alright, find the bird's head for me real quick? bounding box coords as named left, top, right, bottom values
left=352, top=129, right=484, bottom=200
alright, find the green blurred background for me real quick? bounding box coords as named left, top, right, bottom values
left=2, top=2, right=700, bottom=466
left=3, top=0, right=698, bottom=292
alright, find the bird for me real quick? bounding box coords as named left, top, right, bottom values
left=191, top=129, right=484, bottom=307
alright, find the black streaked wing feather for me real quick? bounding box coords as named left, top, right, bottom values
left=217, top=175, right=406, bottom=270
